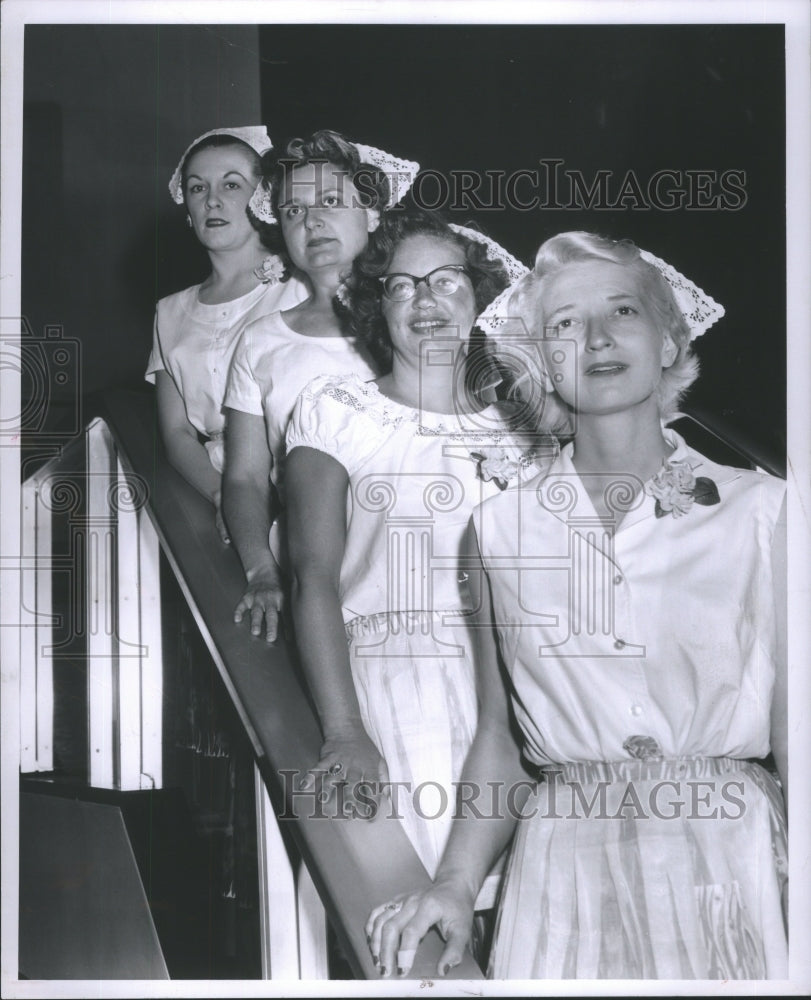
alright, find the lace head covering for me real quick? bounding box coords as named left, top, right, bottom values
left=448, top=224, right=529, bottom=284
left=637, top=248, right=725, bottom=340
left=248, top=139, right=420, bottom=225
left=477, top=240, right=725, bottom=342
left=168, top=125, right=272, bottom=205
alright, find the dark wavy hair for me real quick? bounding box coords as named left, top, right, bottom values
left=180, top=135, right=262, bottom=195
left=253, top=130, right=391, bottom=260
left=344, top=208, right=511, bottom=385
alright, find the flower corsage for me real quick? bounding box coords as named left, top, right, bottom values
left=253, top=254, right=285, bottom=286
left=644, top=458, right=720, bottom=518
left=471, top=446, right=529, bottom=490
left=334, top=281, right=350, bottom=308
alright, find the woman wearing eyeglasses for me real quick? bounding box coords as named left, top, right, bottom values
left=367, top=232, right=787, bottom=981
left=284, top=208, right=546, bottom=887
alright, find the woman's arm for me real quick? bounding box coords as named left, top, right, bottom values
left=155, top=372, right=228, bottom=542
left=368, top=519, right=527, bottom=978
left=771, top=494, right=788, bottom=801
left=285, top=445, right=387, bottom=795
left=222, top=407, right=283, bottom=641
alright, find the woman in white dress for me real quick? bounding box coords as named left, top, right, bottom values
left=222, top=130, right=418, bottom=641
left=145, top=126, right=306, bottom=541
left=367, top=231, right=788, bottom=980
left=283, top=208, right=545, bottom=892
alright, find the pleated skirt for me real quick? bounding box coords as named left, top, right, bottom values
left=488, top=756, right=788, bottom=979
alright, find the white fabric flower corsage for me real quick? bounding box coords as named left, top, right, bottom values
left=471, top=448, right=523, bottom=490
left=254, top=254, right=285, bottom=286
left=645, top=458, right=720, bottom=518
left=334, top=281, right=350, bottom=308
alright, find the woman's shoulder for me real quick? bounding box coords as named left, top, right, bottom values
left=234, top=309, right=291, bottom=353
left=258, top=273, right=309, bottom=312
left=287, top=374, right=386, bottom=465
left=719, top=467, right=786, bottom=532
left=297, top=372, right=382, bottom=413
left=657, top=428, right=782, bottom=509
left=155, top=284, right=201, bottom=316
left=682, top=441, right=786, bottom=508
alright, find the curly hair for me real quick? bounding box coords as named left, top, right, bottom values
left=255, top=128, right=390, bottom=238
left=507, top=231, right=699, bottom=432
left=343, top=207, right=511, bottom=381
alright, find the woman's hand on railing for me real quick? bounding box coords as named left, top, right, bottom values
left=233, top=562, right=285, bottom=643
left=298, top=729, right=390, bottom=817
left=365, top=877, right=476, bottom=978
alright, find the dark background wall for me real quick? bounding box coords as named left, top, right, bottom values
left=22, top=22, right=785, bottom=460
left=22, top=24, right=262, bottom=401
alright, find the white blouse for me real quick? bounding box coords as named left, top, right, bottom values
left=145, top=278, right=306, bottom=471
left=474, top=429, right=786, bottom=765
left=287, top=372, right=547, bottom=622
left=224, top=313, right=378, bottom=487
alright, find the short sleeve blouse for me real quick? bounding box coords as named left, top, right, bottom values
left=224, top=312, right=378, bottom=486
left=145, top=278, right=306, bottom=471
left=287, top=372, right=548, bottom=622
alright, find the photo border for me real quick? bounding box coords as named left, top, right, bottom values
left=2, top=2, right=809, bottom=997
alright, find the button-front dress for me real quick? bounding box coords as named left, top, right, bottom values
left=475, top=429, right=787, bottom=978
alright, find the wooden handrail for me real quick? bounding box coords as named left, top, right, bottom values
left=90, top=387, right=484, bottom=981
left=679, top=401, right=785, bottom=479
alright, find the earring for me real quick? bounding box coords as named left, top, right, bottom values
left=186, top=214, right=193, bottom=228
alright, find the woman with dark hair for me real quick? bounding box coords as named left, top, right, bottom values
left=283, top=207, right=546, bottom=889
left=368, top=232, right=788, bottom=981
left=222, top=130, right=419, bottom=640
left=145, top=127, right=307, bottom=542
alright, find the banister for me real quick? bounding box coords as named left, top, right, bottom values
left=90, top=387, right=484, bottom=981
left=678, top=401, right=785, bottom=479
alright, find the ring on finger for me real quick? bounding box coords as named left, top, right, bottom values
left=384, top=901, right=402, bottom=913
left=328, top=762, right=344, bottom=776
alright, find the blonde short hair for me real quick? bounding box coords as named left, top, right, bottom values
left=508, top=231, right=699, bottom=433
